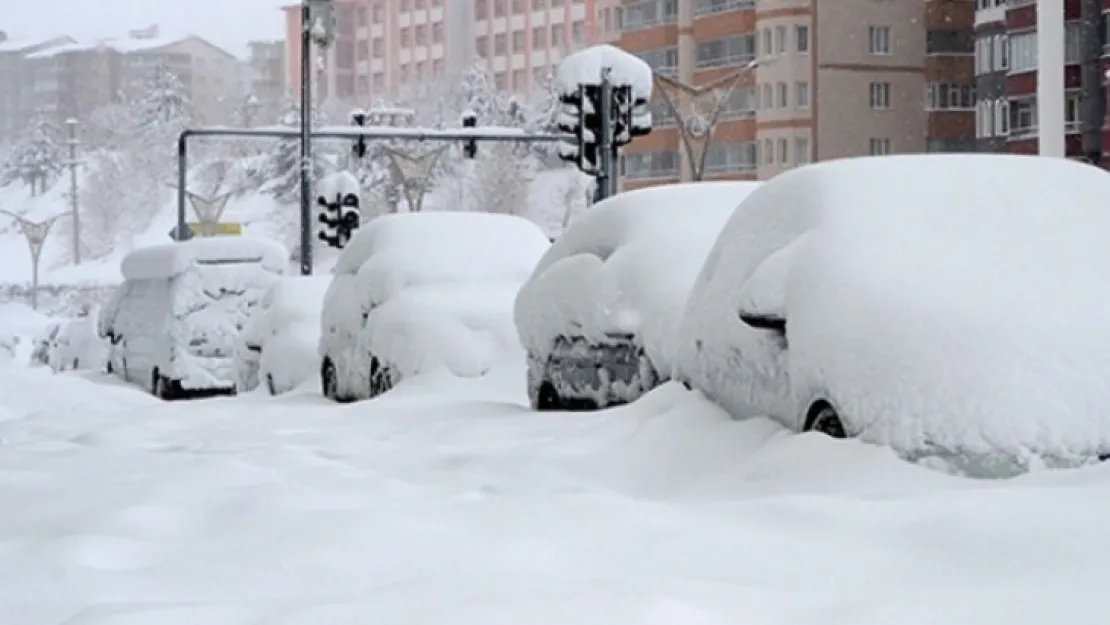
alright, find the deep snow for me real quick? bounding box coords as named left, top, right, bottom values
left=1, top=366, right=1110, bottom=624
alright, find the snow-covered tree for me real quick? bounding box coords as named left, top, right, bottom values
left=63, top=149, right=163, bottom=261
left=85, top=102, right=139, bottom=150
left=132, top=63, right=193, bottom=170
left=262, top=97, right=334, bottom=205
left=3, top=116, right=63, bottom=195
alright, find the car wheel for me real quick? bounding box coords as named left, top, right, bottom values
left=804, top=401, right=847, bottom=439
left=152, top=370, right=170, bottom=400
left=369, top=355, right=394, bottom=398
left=536, top=381, right=562, bottom=411
left=105, top=360, right=113, bottom=374
left=321, top=358, right=339, bottom=401
left=266, top=373, right=277, bottom=396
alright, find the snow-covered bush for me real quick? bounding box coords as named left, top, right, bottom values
left=515, top=181, right=759, bottom=410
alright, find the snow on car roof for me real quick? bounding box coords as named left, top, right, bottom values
left=120, top=237, right=289, bottom=282
left=334, top=212, right=549, bottom=303
left=515, top=181, right=760, bottom=375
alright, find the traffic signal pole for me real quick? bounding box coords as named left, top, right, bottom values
left=596, top=68, right=615, bottom=203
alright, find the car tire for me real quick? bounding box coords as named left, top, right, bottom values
left=321, top=358, right=339, bottom=401
left=266, top=373, right=277, bottom=396
left=152, top=370, right=173, bottom=401
left=536, top=381, right=562, bottom=411
left=368, top=355, right=394, bottom=398
left=804, top=401, right=847, bottom=439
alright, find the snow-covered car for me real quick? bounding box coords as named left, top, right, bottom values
left=99, top=237, right=287, bottom=400
left=236, top=275, right=331, bottom=395
left=675, top=154, right=1110, bottom=474
left=49, top=310, right=109, bottom=373
left=514, top=181, right=760, bottom=411
left=320, top=212, right=550, bottom=403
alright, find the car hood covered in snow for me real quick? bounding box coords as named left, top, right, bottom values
left=680, top=154, right=1110, bottom=471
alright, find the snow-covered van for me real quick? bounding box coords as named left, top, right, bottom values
left=99, top=237, right=287, bottom=399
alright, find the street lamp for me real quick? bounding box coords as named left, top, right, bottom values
left=300, top=0, right=336, bottom=276
left=653, top=58, right=759, bottom=181
left=1, top=209, right=60, bottom=310
left=383, top=146, right=447, bottom=213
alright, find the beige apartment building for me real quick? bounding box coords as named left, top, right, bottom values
left=619, top=0, right=975, bottom=186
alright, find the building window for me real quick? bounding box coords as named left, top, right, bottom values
left=926, top=29, right=973, bottom=55
left=637, top=46, right=679, bottom=74
left=621, top=0, right=678, bottom=31
left=623, top=150, right=679, bottom=179
left=1010, top=97, right=1036, bottom=135
left=704, top=140, right=759, bottom=173
left=795, top=81, right=809, bottom=108
left=976, top=99, right=994, bottom=137
left=695, top=34, right=756, bottom=69
left=777, top=82, right=788, bottom=107
left=695, top=0, right=755, bottom=17
left=994, top=33, right=1009, bottom=70
left=762, top=28, right=772, bottom=55
left=764, top=138, right=774, bottom=164
left=994, top=99, right=1009, bottom=136
left=775, top=26, right=786, bottom=54
left=795, top=137, right=810, bottom=164
left=762, top=83, right=772, bottom=109
left=1010, top=25, right=1080, bottom=74
left=869, top=137, right=891, bottom=155
left=795, top=25, right=810, bottom=54
left=925, top=83, right=975, bottom=110
left=777, top=138, right=788, bottom=164
left=870, top=82, right=891, bottom=109
left=719, top=85, right=757, bottom=119
left=869, top=26, right=892, bottom=55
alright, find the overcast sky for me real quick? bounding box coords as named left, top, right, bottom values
left=0, top=0, right=289, bottom=57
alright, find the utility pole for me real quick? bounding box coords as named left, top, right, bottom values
left=64, top=118, right=81, bottom=264
left=301, top=0, right=335, bottom=276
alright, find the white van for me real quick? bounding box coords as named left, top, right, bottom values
left=99, top=237, right=287, bottom=399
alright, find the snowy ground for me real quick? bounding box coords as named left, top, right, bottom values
left=1, top=364, right=1109, bottom=624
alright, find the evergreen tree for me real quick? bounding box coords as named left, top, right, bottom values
left=263, top=96, right=332, bottom=205
left=3, top=115, right=63, bottom=195
left=133, top=63, right=193, bottom=147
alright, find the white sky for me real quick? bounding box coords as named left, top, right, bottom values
left=0, top=0, right=290, bottom=58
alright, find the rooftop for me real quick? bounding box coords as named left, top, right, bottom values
left=25, top=35, right=189, bottom=60
left=0, top=36, right=72, bottom=53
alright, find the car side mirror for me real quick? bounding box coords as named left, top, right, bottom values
left=739, top=311, right=787, bottom=337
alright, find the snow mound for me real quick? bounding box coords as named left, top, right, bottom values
left=238, top=276, right=332, bottom=394
left=679, top=153, right=1110, bottom=469
left=121, top=237, right=289, bottom=281
left=515, top=182, right=760, bottom=378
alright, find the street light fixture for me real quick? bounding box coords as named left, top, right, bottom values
left=1, top=209, right=60, bottom=310
left=653, top=58, right=760, bottom=181
left=383, top=145, right=447, bottom=213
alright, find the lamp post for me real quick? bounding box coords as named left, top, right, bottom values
left=1038, top=0, right=1066, bottom=158
left=383, top=146, right=447, bottom=213
left=63, top=118, right=81, bottom=263
left=300, top=0, right=335, bottom=275
left=653, top=59, right=759, bottom=181
left=1, top=209, right=60, bottom=310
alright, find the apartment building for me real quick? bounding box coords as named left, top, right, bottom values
left=24, top=32, right=240, bottom=126
left=284, top=0, right=601, bottom=106
left=619, top=0, right=975, bottom=186
left=248, top=40, right=288, bottom=100
left=0, top=35, right=73, bottom=141
left=972, top=0, right=1093, bottom=158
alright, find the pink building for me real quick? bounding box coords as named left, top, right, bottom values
left=284, top=0, right=604, bottom=105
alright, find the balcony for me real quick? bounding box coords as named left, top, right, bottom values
left=695, top=0, right=755, bottom=17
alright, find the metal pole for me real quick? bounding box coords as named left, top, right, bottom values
left=1080, top=0, right=1103, bottom=165
left=66, top=119, right=80, bottom=264
left=177, top=134, right=188, bottom=241
left=1037, top=0, right=1066, bottom=157
left=30, top=242, right=42, bottom=310
left=596, top=68, right=614, bottom=203
left=299, top=2, right=314, bottom=276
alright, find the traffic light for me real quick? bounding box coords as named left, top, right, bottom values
left=350, top=108, right=368, bottom=158
left=557, top=84, right=600, bottom=175
left=461, top=110, right=478, bottom=159
left=316, top=172, right=362, bottom=249
left=611, top=85, right=652, bottom=148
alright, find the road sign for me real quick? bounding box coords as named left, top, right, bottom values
left=187, top=222, right=242, bottom=237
